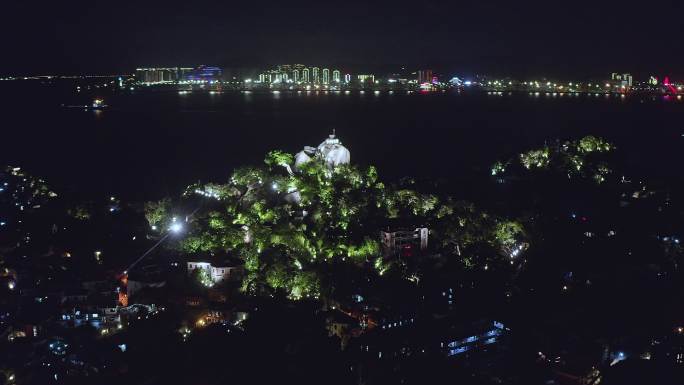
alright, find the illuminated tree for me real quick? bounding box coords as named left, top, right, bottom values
left=161, top=146, right=526, bottom=300
left=494, top=135, right=616, bottom=183
left=492, top=220, right=526, bottom=256
left=67, top=204, right=92, bottom=221
left=191, top=267, right=213, bottom=288
left=144, top=198, right=171, bottom=228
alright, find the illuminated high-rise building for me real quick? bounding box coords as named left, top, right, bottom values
left=332, top=70, right=341, bottom=83
left=417, top=69, right=433, bottom=84
left=183, top=66, right=222, bottom=82
left=290, top=64, right=306, bottom=81
left=312, top=67, right=320, bottom=84
left=303, top=68, right=310, bottom=83
left=259, top=73, right=273, bottom=83
left=135, top=67, right=183, bottom=84
left=357, top=74, right=375, bottom=84
left=179, top=67, right=194, bottom=80
left=322, top=68, right=330, bottom=84
left=610, top=72, right=633, bottom=87
left=344, top=74, right=351, bottom=83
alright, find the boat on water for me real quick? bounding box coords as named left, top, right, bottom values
left=91, top=98, right=107, bottom=109
left=62, top=98, right=108, bottom=110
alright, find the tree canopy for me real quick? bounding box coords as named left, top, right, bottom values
left=151, top=149, right=526, bottom=301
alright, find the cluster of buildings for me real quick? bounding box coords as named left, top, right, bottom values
left=254, top=64, right=380, bottom=90
left=474, top=72, right=682, bottom=95
left=135, top=65, right=222, bottom=84
left=132, top=63, right=448, bottom=91
left=252, top=65, right=445, bottom=90
left=131, top=65, right=684, bottom=96
left=257, top=64, right=343, bottom=85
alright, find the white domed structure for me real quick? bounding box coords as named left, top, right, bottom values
left=281, top=132, right=350, bottom=207
left=316, top=133, right=350, bottom=169
left=294, top=147, right=314, bottom=171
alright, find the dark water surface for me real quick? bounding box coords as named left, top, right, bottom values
left=2, top=85, right=683, bottom=199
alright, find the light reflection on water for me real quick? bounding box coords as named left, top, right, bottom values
left=220, top=89, right=684, bottom=104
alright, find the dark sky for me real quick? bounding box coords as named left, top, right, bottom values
left=3, top=0, right=683, bottom=78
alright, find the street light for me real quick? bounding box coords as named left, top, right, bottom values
left=169, top=222, right=183, bottom=234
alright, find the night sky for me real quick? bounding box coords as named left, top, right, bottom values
left=3, top=0, right=684, bottom=77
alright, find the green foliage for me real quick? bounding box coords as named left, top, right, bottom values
left=167, top=145, right=527, bottom=301
left=346, top=238, right=381, bottom=263
left=289, top=271, right=320, bottom=300
left=576, top=135, right=614, bottom=153
left=520, top=147, right=551, bottom=169
left=264, top=150, right=294, bottom=170
left=493, top=221, right=525, bottom=250
left=144, top=198, right=171, bottom=228
left=491, top=161, right=508, bottom=176
left=191, top=267, right=214, bottom=288
left=67, top=204, right=91, bottom=221
left=494, top=135, right=616, bottom=183
left=265, top=262, right=290, bottom=290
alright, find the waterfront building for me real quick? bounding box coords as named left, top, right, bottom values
left=417, top=69, right=433, bottom=84
left=303, top=68, right=310, bottom=83
left=357, top=74, right=375, bottom=84
left=135, top=67, right=181, bottom=84
left=312, top=67, right=320, bottom=84
left=344, top=73, right=351, bottom=83
left=288, top=64, right=307, bottom=82
left=183, top=66, right=222, bottom=82
left=277, top=64, right=293, bottom=73
left=611, top=72, right=633, bottom=87
left=333, top=70, right=341, bottom=83
left=322, top=68, right=330, bottom=84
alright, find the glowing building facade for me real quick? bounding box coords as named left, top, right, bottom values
left=187, top=261, right=243, bottom=284
left=183, top=66, right=222, bottom=82
left=417, top=69, right=434, bottom=84
left=135, top=67, right=188, bottom=84
left=256, top=65, right=343, bottom=86
left=357, top=74, right=375, bottom=84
